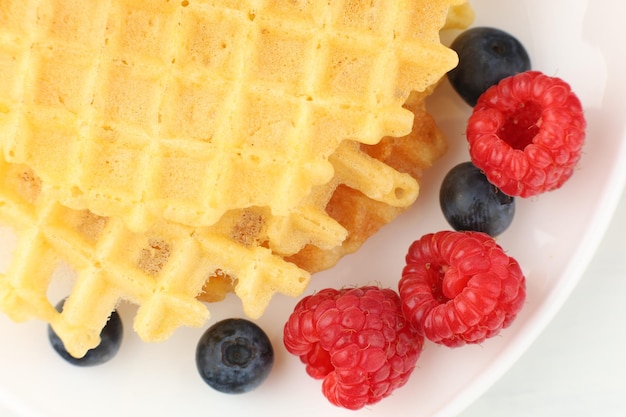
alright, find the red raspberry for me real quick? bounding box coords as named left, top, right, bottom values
left=283, top=286, right=423, bottom=410
left=398, top=231, right=526, bottom=347
left=467, top=70, right=586, bottom=197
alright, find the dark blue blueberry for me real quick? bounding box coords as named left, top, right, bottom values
left=196, top=318, right=274, bottom=394
left=48, top=299, right=123, bottom=366
left=447, top=27, right=531, bottom=106
left=439, top=162, right=515, bottom=237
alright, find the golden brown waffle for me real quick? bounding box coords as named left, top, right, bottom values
left=0, top=0, right=463, bottom=233
left=0, top=0, right=473, bottom=358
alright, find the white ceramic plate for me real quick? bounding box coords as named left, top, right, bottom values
left=2, top=0, right=625, bottom=416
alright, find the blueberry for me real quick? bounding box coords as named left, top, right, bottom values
left=447, top=27, right=531, bottom=106
left=196, top=318, right=274, bottom=394
left=48, top=299, right=123, bottom=366
left=439, top=162, right=515, bottom=237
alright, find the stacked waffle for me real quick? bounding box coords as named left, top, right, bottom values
left=0, top=0, right=473, bottom=358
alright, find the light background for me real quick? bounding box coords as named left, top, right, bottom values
left=460, top=187, right=626, bottom=416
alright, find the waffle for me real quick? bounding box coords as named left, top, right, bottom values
left=0, top=88, right=447, bottom=359
left=0, top=0, right=473, bottom=358
left=200, top=89, right=448, bottom=300
left=1, top=0, right=464, bottom=233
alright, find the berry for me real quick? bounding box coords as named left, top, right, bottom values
left=440, top=161, right=515, bottom=237
left=398, top=231, right=526, bottom=347
left=283, top=286, right=423, bottom=410
left=48, top=299, right=123, bottom=366
left=196, top=318, right=274, bottom=394
left=466, top=71, right=586, bottom=197
left=448, top=27, right=531, bottom=106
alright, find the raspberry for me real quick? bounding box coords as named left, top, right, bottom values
left=398, top=231, right=526, bottom=347
left=466, top=70, right=586, bottom=197
left=283, top=286, right=423, bottom=410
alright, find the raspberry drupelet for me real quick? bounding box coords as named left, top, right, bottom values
left=283, top=286, right=423, bottom=410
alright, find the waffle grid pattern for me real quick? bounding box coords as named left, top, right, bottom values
left=0, top=0, right=456, bottom=232
left=0, top=160, right=310, bottom=357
